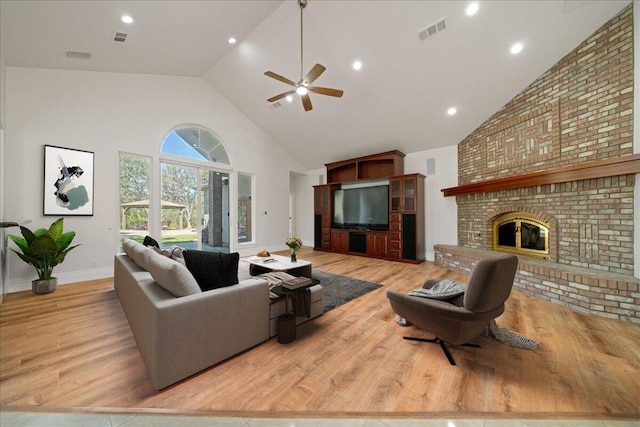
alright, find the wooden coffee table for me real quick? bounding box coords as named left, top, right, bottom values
left=245, top=254, right=312, bottom=278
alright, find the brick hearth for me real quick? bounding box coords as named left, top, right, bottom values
left=435, top=245, right=640, bottom=324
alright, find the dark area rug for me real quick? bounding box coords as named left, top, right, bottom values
left=238, top=260, right=382, bottom=312
left=311, top=269, right=382, bottom=312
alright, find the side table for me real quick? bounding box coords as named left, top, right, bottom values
left=272, top=279, right=320, bottom=344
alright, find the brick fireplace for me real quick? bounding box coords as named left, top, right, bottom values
left=435, top=4, right=640, bottom=323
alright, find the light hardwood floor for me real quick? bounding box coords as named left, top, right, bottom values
left=1, top=248, right=638, bottom=420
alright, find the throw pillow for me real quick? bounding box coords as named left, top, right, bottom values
left=169, top=245, right=186, bottom=266
left=146, top=251, right=202, bottom=297
left=183, top=250, right=239, bottom=292
left=131, top=242, right=154, bottom=270
left=151, top=246, right=172, bottom=257
left=143, top=235, right=160, bottom=248
left=122, top=238, right=137, bottom=259
left=151, top=245, right=187, bottom=266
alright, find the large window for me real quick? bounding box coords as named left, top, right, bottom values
left=160, top=127, right=231, bottom=252
left=119, top=153, right=151, bottom=250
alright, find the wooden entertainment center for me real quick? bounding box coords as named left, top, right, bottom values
left=313, top=150, right=425, bottom=263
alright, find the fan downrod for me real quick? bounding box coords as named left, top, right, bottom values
left=264, top=0, right=343, bottom=111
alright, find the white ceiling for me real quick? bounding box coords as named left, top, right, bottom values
left=1, top=0, right=631, bottom=170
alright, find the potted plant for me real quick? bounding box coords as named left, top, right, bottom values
left=285, top=236, right=302, bottom=262
left=7, top=218, right=80, bottom=294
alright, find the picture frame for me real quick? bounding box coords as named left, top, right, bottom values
left=43, top=145, right=94, bottom=216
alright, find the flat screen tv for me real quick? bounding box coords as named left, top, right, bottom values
left=333, top=185, right=389, bottom=230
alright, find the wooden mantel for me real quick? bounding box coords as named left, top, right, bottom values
left=442, top=154, right=640, bottom=197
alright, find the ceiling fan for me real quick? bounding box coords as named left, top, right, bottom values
left=264, top=0, right=344, bottom=112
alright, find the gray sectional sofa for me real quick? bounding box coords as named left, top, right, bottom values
left=114, top=238, right=322, bottom=390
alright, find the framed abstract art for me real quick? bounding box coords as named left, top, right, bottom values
left=43, top=145, right=94, bottom=216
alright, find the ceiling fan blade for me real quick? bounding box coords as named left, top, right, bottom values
left=302, top=64, right=326, bottom=85
left=267, top=89, right=296, bottom=103
left=301, top=93, right=313, bottom=111
left=264, top=71, right=296, bottom=87
left=308, top=86, right=344, bottom=98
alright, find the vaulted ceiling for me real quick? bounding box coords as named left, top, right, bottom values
left=0, top=0, right=631, bottom=169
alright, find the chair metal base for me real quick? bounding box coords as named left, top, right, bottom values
left=403, top=336, right=480, bottom=365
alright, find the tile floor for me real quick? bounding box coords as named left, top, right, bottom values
left=0, top=412, right=638, bottom=427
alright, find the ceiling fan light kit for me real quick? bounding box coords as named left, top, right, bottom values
left=264, top=0, right=344, bottom=111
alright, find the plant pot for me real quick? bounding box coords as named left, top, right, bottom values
left=32, top=278, right=57, bottom=294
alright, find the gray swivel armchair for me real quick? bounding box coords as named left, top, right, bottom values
left=387, top=253, right=518, bottom=365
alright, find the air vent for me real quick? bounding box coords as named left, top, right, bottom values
left=271, top=101, right=282, bottom=109
left=113, top=32, right=128, bottom=43
left=66, top=51, right=92, bottom=60
left=418, top=18, right=447, bottom=42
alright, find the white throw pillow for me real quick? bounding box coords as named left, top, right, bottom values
left=147, top=251, right=202, bottom=297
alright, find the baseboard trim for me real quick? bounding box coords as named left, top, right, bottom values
left=425, top=251, right=435, bottom=262
left=6, top=267, right=113, bottom=294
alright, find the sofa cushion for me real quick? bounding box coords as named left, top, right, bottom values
left=146, top=252, right=202, bottom=297
left=183, top=250, right=239, bottom=292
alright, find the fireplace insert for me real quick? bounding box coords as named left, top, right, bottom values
left=492, top=212, right=550, bottom=260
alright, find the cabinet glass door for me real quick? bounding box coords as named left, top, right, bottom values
left=403, top=178, right=415, bottom=211
left=390, top=180, right=401, bottom=211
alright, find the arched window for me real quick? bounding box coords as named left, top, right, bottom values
left=161, top=127, right=230, bottom=165
left=160, top=126, right=232, bottom=252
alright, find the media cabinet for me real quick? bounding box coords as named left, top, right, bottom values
left=313, top=150, right=425, bottom=263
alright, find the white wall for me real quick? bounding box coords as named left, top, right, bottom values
left=0, top=46, right=5, bottom=129
left=4, top=67, right=308, bottom=292
left=0, top=48, right=6, bottom=301
left=300, top=168, right=325, bottom=247
left=289, top=172, right=314, bottom=246
left=404, top=146, right=458, bottom=261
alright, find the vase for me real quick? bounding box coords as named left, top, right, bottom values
left=290, top=252, right=297, bottom=263
left=32, top=278, right=57, bottom=294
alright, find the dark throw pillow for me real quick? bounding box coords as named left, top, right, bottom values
left=183, top=250, right=239, bottom=292
left=143, top=235, right=160, bottom=248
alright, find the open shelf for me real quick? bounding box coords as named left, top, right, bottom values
left=326, top=150, right=405, bottom=183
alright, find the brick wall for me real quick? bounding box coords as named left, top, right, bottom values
left=457, top=175, right=636, bottom=274
left=458, top=5, right=633, bottom=184
left=439, top=5, right=638, bottom=322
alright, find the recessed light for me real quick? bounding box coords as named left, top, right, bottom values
left=466, top=3, right=479, bottom=16
left=510, top=42, right=524, bottom=55
left=352, top=60, right=362, bottom=71
left=286, top=95, right=293, bottom=102
left=447, top=107, right=457, bottom=116
left=121, top=15, right=133, bottom=24
left=228, top=37, right=237, bottom=44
